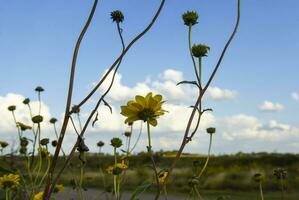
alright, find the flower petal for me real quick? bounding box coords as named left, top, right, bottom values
left=149, top=119, right=158, bottom=127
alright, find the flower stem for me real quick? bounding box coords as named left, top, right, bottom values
left=280, top=178, right=285, bottom=200
left=5, top=189, right=9, bottom=200
left=188, top=24, right=200, bottom=84
left=146, top=121, right=152, bottom=151
left=259, top=182, right=264, bottom=200
left=197, top=134, right=213, bottom=179
left=198, top=57, right=202, bottom=85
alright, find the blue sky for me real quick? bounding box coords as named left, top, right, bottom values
left=0, top=1, right=299, bottom=153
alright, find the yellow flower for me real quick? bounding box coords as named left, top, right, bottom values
left=33, top=192, right=44, bottom=200
left=158, top=171, right=168, bottom=184
left=54, top=184, right=64, bottom=193
left=0, top=173, right=20, bottom=189
left=106, top=162, right=128, bottom=175
left=120, top=92, right=166, bottom=127
left=16, top=122, right=32, bottom=131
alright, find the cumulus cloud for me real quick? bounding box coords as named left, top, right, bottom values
left=292, top=92, right=299, bottom=101
left=258, top=101, right=284, bottom=112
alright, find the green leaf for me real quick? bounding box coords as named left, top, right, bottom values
left=130, top=181, right=152, bottom=200
left=0, top=165, right=14, bottom=175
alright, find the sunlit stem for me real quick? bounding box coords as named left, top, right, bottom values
left=197, top=133, right=213, bottom=179
left=198, top=57, right=202, bottom=85
left=259, top=182, right=264, bottom=200
left=146, top=121, right=152, bottom=151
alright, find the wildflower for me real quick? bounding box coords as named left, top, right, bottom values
left=110, top=138, right=122, bottom=148
left=192, top=44, right=210, bottom=57
left=33, top=192, right=44, bottom=200
left=49, top=117, right=57, bottom=124
left=7, top=105, right=16, bottom=112
left=206, top=127, right=216, bottom=134
left=253, top=173, right=264, bottom=183
left=106, top=162, right=128, bottom=175
left=23, top=98, right=30, bottom=105
left=120, top=92, right=166, bottom=127
left=110, top=10, right=124, bottom=23
left=0, top=141, right=9, bottom=148
left=158, top=171, right=169, bottom=184
left=0, top=173, right=20, bottom=189
left=40, top=138, right=50, bottom=146
left=32, top=115, right=43, bottom=124
left=16, top=122, right=32, bottom=131
left=35, top=86, right=44, bottom=93
left=39, top=147, right=49, bottom=158
left=53, top=184, right=64, bottom=193
left=182, top=11, right=198, bottom=26
left=273, top=168, right=287, bottom=180
left=51, top=140, right=58, bottom=147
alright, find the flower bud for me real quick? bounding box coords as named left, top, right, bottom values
left=182, top=11, right=198, bottom=26
left=253, top=173, right=264, bottom=183
left=192, top=44, right=210, bottom=57
left=124, top=131, right=131, bottom=137
left=49, top=117, right=57, bottom=124
left=51, top=140, right=58, bottom=147
left=110, top=137, right=122, bottom=148
left=97, top=141, right=104, bottom=147
left=40, top=138, right=49, bottom=146
left=32, top=115, right=43, bottom=124
left=0, top=141, right=9, bottom=148
left=35, top=86, right=44, bottom=92
left=110, top=10, right=124, bottom=23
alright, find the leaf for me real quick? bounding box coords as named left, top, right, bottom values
left=103, top=99, right=113, bottom=114
left=176, top=80, right=199, bottom=88
left=130, top=181, right=152, bottom=200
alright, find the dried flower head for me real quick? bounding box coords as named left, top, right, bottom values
left=32, top=115, right=43, bottom=124
left=97, top=141, right=105, bottom=147
left=110, top=137, right=122, bottom=148
left=110, top=10, right=124, bottom=23
left=49, top=117, right=58, bottom=124
left=182, top=11, right=198, bottom=26
left=23, top=98, right=30, bottom=105
left=7, top=105, right=16, bottom=112
left=0, top=173, right=20, bottom=189
left=273, top=168, right=287, bottom=180
left=120, top=92, right=166, bottom=127
left=253, top=173, right=264, bottom=183
left=192, top=44, right=210, bottom=57
left=40, top=138, right=50, bottom=146
left=206, top=127, right=216, bottom=134
left=35, top=86, right=44, bottom=93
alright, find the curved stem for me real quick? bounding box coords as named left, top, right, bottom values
left=197, top=134, right=213, bottom=179
left=39, top=156, right=51, bottom=187
left=44, top=1, right=99, bottom=198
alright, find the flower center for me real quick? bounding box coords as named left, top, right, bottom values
left=138, top=109, right=155, bottom=121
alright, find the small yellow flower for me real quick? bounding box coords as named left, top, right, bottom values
left=16, top=122, right=32, bottom=131
left=120, top=92, right=166, bottom=127
left=33, top=192, right=44, bottom=200
left=106, top=162, right=128, bottom=175
left=158, top=171, right=168, bottom=184
left=0, top=173, right=20, bottom=189
left=54, top=184, right=64, bottom=193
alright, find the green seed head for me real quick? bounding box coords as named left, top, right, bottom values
left=253, top=173, right=264, bottom=183
left=32, top=115, right=43, bottom=124
left=97, top=141, right=105, bottom=147
left=49, top=117, right=58, bottom=124
left=124, top=131, right=131, bottom=137
left=0, top=141, right=9, bottom=148
left=40, top=138, right=50, bottom=146
left=192, top=44, right=210, bottom=58
left=110, top=137, right=122, bottom=148
left=182, top=11, right=199, bottom=26
left=51, top=140, right=58, bottom=147
left=35, top=86, right=44, bottom=92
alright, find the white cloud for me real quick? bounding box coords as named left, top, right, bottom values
left=291, top=92, right=299, bottom=101
left=206, top=87, right=237, bottom=101
left=258, top=101, right=284, bottom=112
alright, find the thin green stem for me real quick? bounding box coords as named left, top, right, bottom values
left=259, top=182, right=264, bottom=200
left=198, top=57, right=202, bottom=85
left=146, top=121, right=152, bottom=151
left=39, top=156, right=51, bottom=187
left=188, top=25, right=200, bottom=85
left=5, top=189, right=9, bottom=200
left=280, top=178, right=284, bottom=200
left=197, top=134, right=213, bottom=179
